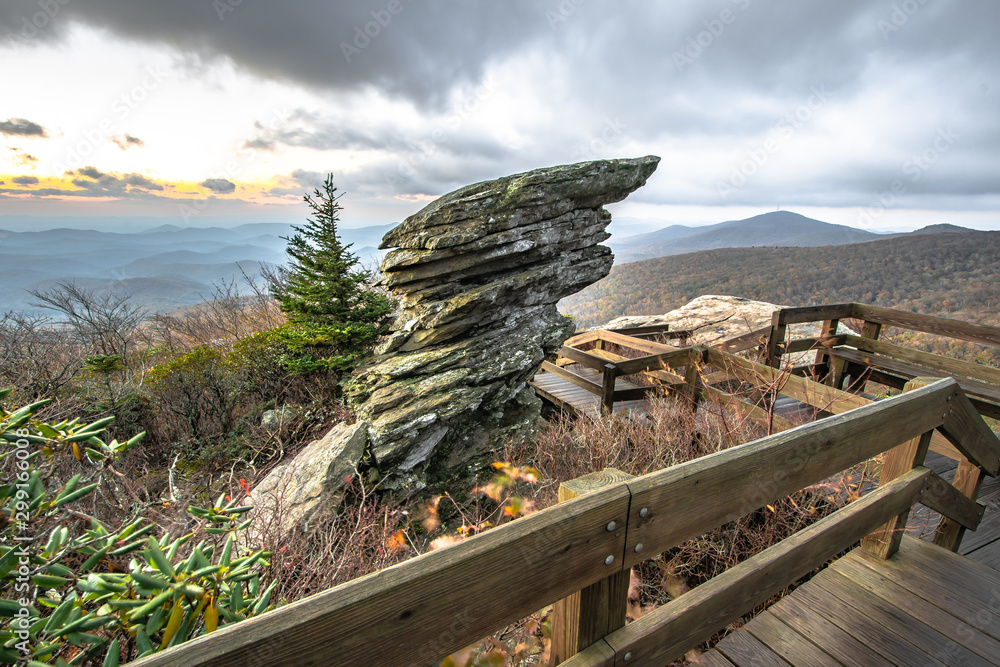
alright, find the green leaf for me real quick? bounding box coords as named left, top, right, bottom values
left=145, top=537, right=175, bottom=578
left=102, top=638, right=120, bottom=667
left=53, top=482, right=99, bottom=508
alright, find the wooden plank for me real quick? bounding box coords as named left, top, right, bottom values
left=715, top=629, right=791, bottom=666
left=863, top=378, right=935, bottom=560
left=830, top=551, right=1000, bottom=662
left=706, top=347, right=965, bottom=460
left=852, top=536, right=1000, bottom=640
left=551, top=469, right=634, bottom=666
left=596, top=468, right=931, bottom=666
left=785, top=335, right=847, bottom=355
left=540, top=362, right=603, bottom=396
left=692, top=649, right=737, bottom=667
left=557, top=345, right=613, bottom=371
left=565, top=330, right=601, bottom=347
left=789, top=577, right=949, bottom=667
left=716, top=326, right=771, bottom=354
left=606, top=323, right=673, bottom=336
left=921, top=467, right=986, bottom=532
left=828, top=347, right=1000, bottom=407
left=862, top=426, right=932, bottom=559
left=743, top=610, right=842, bottom=667
left=843, top=333, right=1000, bottom=387
left=851, top=303, right=1000, bottom=348
left=700, top=385, right=795, bottom=433
left=767, top=594, right=895, bottom=667
left=129, top=483, right=632, bottom=667
left=614, top=348, right=695, bottom=376
left=595, top=329, right=679, bottom=355
left=765, top=310, right=786, bottom=367
left=939, top=388, right=1000, bottom=476
left=777, top=303, right=856, bottom=325
left=705, top=347, right=870, bottom=415
left=810, top=568, right=996, bottom=667
left=601, top=364, right=617, bottom=414
left=622, top=381, right=954, bottom=567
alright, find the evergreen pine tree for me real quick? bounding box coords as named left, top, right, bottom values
left=272, top=174, right=395, bottom=373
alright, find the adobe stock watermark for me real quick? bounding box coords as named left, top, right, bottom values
left=545, top=0, right=587, bottom=30
left=717, top=85, right=830, bottom=201
left=52, top=65, right=169, bottom=173
left=10, top=427, right=37, bottom=662
left=673, top=0, right=752, bottom=73
left=9, top=0, right=71, bottom=43
left=383, top=77, right=498, bottom=188
left=179, top=106, right=293, bottom=223
left=856, top=126, right=959, bottom=227
left=571, top=117, right=627, bottom=162
left=877, top=0, right=931, bottom=40
left=341, top=0, right=412, bottom=63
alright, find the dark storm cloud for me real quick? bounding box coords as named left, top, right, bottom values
left=200, top=178, right=236, bottom=194
left=0, top=0, right=547, bottom=109
left=12, top=175, right=38, bottom=185
left=76, top=166, right=104, bottom=180
left=112, top=133, right=144, bottom=149
left=125, top=173, right=163, bottom=190
left=3, top=0, right=998, bottom=210
left=0, top=118, right=47, bottom=137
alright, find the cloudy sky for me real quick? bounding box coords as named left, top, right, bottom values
left=1, top=0, right=998, bottom=232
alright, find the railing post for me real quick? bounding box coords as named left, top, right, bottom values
left=813, top=318, right=839, bottom=380
left=850, top=320, right=883, bottom=392
left=550, top=468, right=633, bottom=666
left=933, top=458, right=985, bottom=552
left=861, top=377, right=935, bottom=559
left=601, top=364, right=618, bottom=415
left=764, top=310, right=786, bottom=368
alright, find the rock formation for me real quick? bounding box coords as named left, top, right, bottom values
left=352, top=156, right=660, bottom=475
left=251, top=156, right=659, bottom=531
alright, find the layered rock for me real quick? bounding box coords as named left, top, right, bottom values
left=252, top=157, right=659, bottom=534
left=353, top=156, right=660, bottom=473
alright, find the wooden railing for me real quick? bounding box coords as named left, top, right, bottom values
left=763, top=303, right=1000, bottom=418
left=545, top=327, right=701, bottom=414
left=129, top=378, right=1000, bottom=667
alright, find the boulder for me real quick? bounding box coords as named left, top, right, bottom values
left=249, top=421, right=367, bottom=534
left=353, top=156, right=660, bottom=473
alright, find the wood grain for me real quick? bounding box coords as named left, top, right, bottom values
left=130, top=482, right=631, bottom=667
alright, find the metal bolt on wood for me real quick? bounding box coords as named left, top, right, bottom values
left=634, top=543, right=643, bottom=553
left=604, top=555, right=614, bottom=565
left=623, top=652, right=632, bottom=661
left=606, top=521, right=616, bottom=531
left=639, top=507, right=649, bottom=518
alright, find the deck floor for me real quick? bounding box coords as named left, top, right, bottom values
left=530, top=368, right=651, bottom=418
left=701, top=536, right=1000, bottom=666
left=911, top=452, right=1000, bottom=570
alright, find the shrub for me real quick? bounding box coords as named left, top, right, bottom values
left=0, top=391, right=273, bottom=665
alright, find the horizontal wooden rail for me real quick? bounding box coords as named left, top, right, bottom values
left=614, top=348, right=697, bottom=377
left=850, top=303, right=1000, bottom=349
left=595, top=329, right=678, bottom=355
left=564, top=467, right=933, bottom=667
left=540, top=361, right=604, bottom=396
left=619, top=378, right=958, bottom=568
left=137, top=378, right=1000, bottom=667
left=842, top=334, right=1000, bottom=386
left=703, top=347, right=965, bottom=461
left=556, top=345, right=613, bottom=372
left=774, top=303, right=856, bottom=326
left=716, top=326, right=771, bottom=354
left=131, top=484, right=631, bottom=667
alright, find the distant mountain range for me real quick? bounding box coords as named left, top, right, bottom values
left=608, top=211, right=974, bottom=264
left=0, top=222, right=393, bottom=315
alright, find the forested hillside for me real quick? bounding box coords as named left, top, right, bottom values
left=562, top=231, right=1000, bottom=328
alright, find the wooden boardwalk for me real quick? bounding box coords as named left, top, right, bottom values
left=700, top=536, right=1000, bottom=666
left=531, top=367, right=651, bottom=417
left=912, top=452, right=1000, bottom=569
